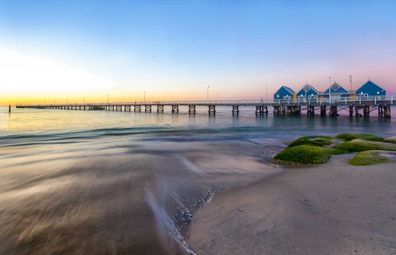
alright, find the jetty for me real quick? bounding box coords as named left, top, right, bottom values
left=16, top=96, right=395, bottom=118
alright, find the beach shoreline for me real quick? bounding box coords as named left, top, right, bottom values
left=187, top=157, right=396, bottom=255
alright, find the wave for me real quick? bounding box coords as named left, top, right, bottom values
left=0, top=126, right=272, bottom=147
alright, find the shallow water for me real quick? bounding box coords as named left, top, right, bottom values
left=0, top=106, right=395, bottom=254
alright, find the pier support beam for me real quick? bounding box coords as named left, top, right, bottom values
left=273, top=105, right=281, bottom=115
left=287, top=105, right=301, bottom=115
left=172, top=105, right=179, bottom=113
left=307, top=105, right=315, bottom=116
left=320, top=105, right=327, bottom=116
left=232, top=105, right=239, bottom=115
left=378, top=105, right=384, bottom=118
left=349, top=105, right=354, bottom=117
left=329, top=105, right=338, bottom=117
left=157, top=104, right=164, bottom=113
left=255, top=105, right=263, bottom=115
left=145, top=105, right=152, bottom=113
left=188, top=105, right=196, bottom=114
left=134, top=105, right=141, bottom=112
left=281, top=105, right=286, bottom=115
left=255, top=105, right=268, bottom=116
left=208, top=105, right=216, bottom=114
left=363, top=105, right=370, bottom=118
left=384, top=105, right=391, bottom=118
left=355, top=106, right=362, bottom=117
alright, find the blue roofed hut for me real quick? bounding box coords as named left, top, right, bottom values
left=273, top=86, right=295, bottom=100
left=319, top=82, right=352, bottom=99
left=356, top=80, right=386, bottom=97
left=296, top=84, right=319, bottom=99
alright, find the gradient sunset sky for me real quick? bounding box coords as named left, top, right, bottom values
left=0, top=0, right=395, bottom=104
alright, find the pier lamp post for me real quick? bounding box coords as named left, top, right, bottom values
left=207, top=86, right=210, bottom=101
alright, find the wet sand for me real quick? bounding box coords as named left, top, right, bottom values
left=0, top=139, right=282, bottom=255
left=188, top=157, right=396, bottom=255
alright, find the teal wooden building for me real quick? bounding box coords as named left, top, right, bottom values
left=273, top=86, right=295, bottom=100
left=356, top=80, right=386, bottom=97
left=296, top=84, right=319, bottom=99
left=319, top=82, right=352, bottom=99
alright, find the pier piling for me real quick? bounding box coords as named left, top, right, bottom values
left=157, top=105, right=164, bottom=113
left=329, top=105, right=338, bottom=117
left=349, top=106, right=354, bottom=117
left=188, top=105, right=196, bottom=114
left=363, top=105, right=370, bottom=118
left=172, top=105, right=179, bottom=113
left=208, top=105, right=216, bottom=114
left=384, top=105, right=391, bottom=118
left=232, top=105, right=239, bottom=115
left=145, top=105, right=152, bottom=113
left=320, top=105, right=327, bottom=116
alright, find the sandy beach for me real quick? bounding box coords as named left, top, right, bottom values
left=188, top=156, right=396, bottom=255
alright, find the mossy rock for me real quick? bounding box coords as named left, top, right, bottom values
left=287, top=136, right=333, bottom=148
left=336, top=139, right=396, bottom=152
left=273, top=145, right=338, bottom=164
left=335, top=133, right=384, bottom=142
left=348, top=150, right=389, bottom=166
left=275, top=134, right=396, bottom=166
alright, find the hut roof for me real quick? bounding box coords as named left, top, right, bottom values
left=323, top=82, right=350, bottom=94
left=298, top=84, right=318, bottom=94
left=281, top=85, right=295, bottom=94
left=357, top=80, right=385, bottom=93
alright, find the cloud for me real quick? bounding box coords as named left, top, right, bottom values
left=0, top=47, right=114, bottom=92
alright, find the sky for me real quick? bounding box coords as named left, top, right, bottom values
left=0, top=0, right=395, bottom=104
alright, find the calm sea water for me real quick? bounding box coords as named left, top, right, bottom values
left=0, top=106, right=395, bottom=255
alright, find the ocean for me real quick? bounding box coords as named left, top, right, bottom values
left=0, top=106, right=395, bottom=254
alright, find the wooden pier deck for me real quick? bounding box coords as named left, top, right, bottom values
left=17, top=97, right=395, bottom=118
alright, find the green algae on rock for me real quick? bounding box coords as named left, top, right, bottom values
left=335, top=133, right=384, bottom=142
left=336, top=139, right=396, bottom=152
left=273, top=144, right=340, bottom=164
left=287, top=136, right=334, bottom=148
left=348, top=150, right=390, bottom=166
left=274, top=133, right=396, bottom=166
